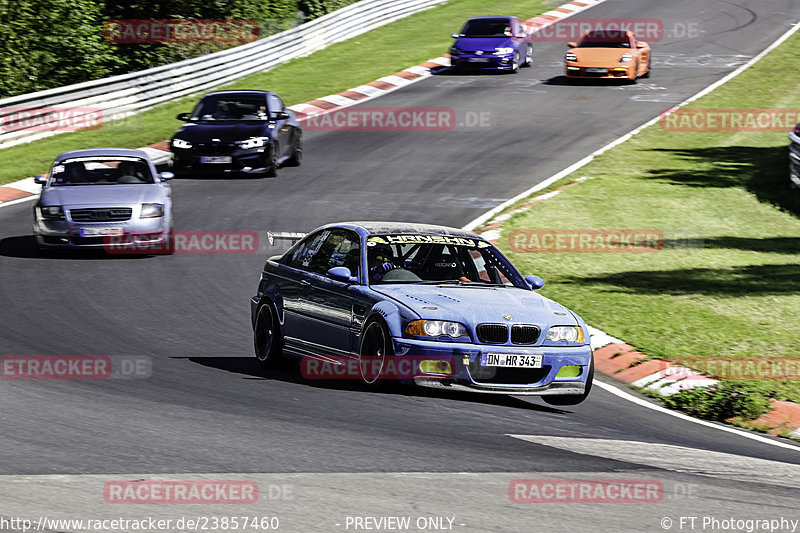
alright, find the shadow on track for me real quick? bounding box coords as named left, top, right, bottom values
left=180, top=355, right=570, bottom=414
left=0, top=235, right=151, bottom=260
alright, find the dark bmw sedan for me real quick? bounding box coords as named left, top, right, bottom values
left=170, top=90, right=302, bottom=178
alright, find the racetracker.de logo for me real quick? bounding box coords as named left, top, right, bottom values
left=103, top=230, right=259, bottom=254
left=510, top=479, right=664, bottom=503
left=303, top=108, right=456, bottom=132
left=0, top=355, right=151, bottom=380
left=0, top=107, right=102, bottom=134
left=104, top=481, right=259, bottom=504
left=508, top=229, right=664, bottom=253
left=526, top=18, right=664, bottom=42
left=301, top=355, right=455, bottom=380
left=660, top=108, right=800, bottom=132
left=103, top=19, right=259, bottom=44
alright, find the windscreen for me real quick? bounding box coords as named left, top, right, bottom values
left=50, top=157, right=155, bottom=186
left=366, top=234, right=526, bottom=287
left=461, top=19, right=511, bottom=38
left=579, top=30, right=631, bottom=48
left=191, top=95, right=269, bottom=121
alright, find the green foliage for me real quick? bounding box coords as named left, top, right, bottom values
left=661, top=382, right=773, bottom=421
left=299, top=0, right=360, bottom=19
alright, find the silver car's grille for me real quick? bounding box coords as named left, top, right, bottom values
left=70, top=208, right=132, bottom=222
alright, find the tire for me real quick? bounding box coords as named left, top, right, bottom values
left=358, top=317, right=393, bottom=388
left=285, top=133, right=302, bottom=167
left=510, top=52, right=520, bottom=74
left=641, top=58, right=651, bottom=78
left=265, top=143, right=279, bottom=178
left=543, top=355, right=594, bottom=406
left=523, top=45, right=533, bottom=67
left=254, top=302, right=282, bottom=368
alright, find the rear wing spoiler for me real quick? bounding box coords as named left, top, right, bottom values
left=266, top=231, right=306, bottom=246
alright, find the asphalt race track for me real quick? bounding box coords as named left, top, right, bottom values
left=2, top=1, right=800, bottom=531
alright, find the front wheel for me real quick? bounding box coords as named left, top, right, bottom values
left=254, top=302, right=282, bottom=367
left=543, top=356, right=594, bottom=406
left=359, top=318, right=393, bottom=388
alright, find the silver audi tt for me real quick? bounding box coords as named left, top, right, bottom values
left=33, top=148, right=174, bottom=253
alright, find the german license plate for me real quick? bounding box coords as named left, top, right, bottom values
left=200, top=156, right=232, bottom=164
left=585, top=67, right=608, bottom=73
left=469, top=58, right=489, bottom=63
left=482, top=353, right=543, bottom=368
left=80, top=227, right=123, bottom=237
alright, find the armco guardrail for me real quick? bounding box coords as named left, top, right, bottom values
left=0, top=0, right=445, bottom=149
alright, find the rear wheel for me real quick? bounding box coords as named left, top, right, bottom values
left=543, top=356, right=594, bottom=406
left=285, top=133, right=302, bottom=167
left=523, top=45, right=533, bottom=67
left=265, top=143, right=279, bottom=178
left=511, top=51, right=520, bottom=73
left=254, top=302, right=282, bottom=367
left=641, top=57, right=651, bottom=78
left=359, top=318, right=393, bottom=387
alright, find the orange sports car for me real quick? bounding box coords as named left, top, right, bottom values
left=564, top=29, right=650, bottom=81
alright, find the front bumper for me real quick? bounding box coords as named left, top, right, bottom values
left=34, top=218, right=170, bottom=250
left=393, top=336, right=591, bottom=396
left=565, top=64, right=634, bottom=79
left=172, top=146, right=272, bottom=176
left=451, top=53, right=515, bottom=70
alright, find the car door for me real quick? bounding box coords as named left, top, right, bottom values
left=267, top=93, right=292, bottom=158
left=296, top=229, right=361, bottom=356
left=280, top=230, right=330, bottom=345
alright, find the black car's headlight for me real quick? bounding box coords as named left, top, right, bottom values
left=495, top=47, right=514, bottom=55
left=38, top=205, right=64, bottom=220
left=237, top=137, right=269, bottom=150
left=140, top=203, right=164, bottom=218
left=172, top=138, right=192, bottom=149
left=405, top=319, right=468, bottom=339
left=544, top=326, right=585, bottom=344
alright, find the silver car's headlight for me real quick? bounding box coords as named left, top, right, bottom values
left=405, top=319, right=468, bottom=339
left=172, top=138, right=192, bottom=149
left=495, top=47, right=514, bottom=55
left=545, top=326, right=585, bottom=343
left=38, top=205, right=64, bottom=220
left=140, top=203, right=164, bottom=218
left=238, top=137, right=269, bottom=150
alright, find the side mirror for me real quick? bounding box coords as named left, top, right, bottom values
left=34, top=175, right=48, bottom=185
left=327, top=266, right=356, bottom=283
left=176, top=112, right=191, bottom=121
left=450, top=33, right=462, bottom=39
left=525, top=275, right=545, bottom=290
left=272, top=111, right=290, bottom=121
left=567, top=41, right=577, bottom=48
left=159, top=171, right=174, bottom=181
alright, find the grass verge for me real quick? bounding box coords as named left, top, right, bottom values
left=0, top=0, right=551, bottom=185
left=491, top=28, right=800, bottom=417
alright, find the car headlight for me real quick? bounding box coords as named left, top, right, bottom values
left=620, top=53, right=633, bottom=63
left=495, top=47, right=514, bottom=55
left=450, top=46, right=463, bottom=55
left=238, top=137, right=269, bottom=150
left=405, top=320, right=468, bottom=339
left=38, top=205, right=64, bottom=220
left=545, top=326, right=585, bottom=344
left=140, top=203, right=164, bottom=218
left=565, top=52, right=577, bottom=62
left=172, top=138, right=192, bottom=149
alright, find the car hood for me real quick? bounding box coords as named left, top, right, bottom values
left=41, top=184, right=166, bottom=207
left=174, top=122, right=272, bottom=143
left=455, top=37, right=513, bottom=51
left=372, top=284, right=578, bottom=328
left=572, top=48, right=629, bottom=64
